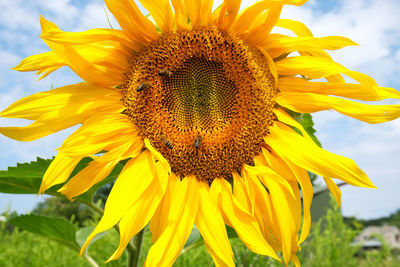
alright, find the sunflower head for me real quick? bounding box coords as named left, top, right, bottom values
left=1, top=0, right=399, bottom=266
left=123, top=26, right=277, bottom=182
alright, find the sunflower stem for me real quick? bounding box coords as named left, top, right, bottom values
left=83, top=252, right=100, bottom=267
left=127, top=229, right=145, bottom=267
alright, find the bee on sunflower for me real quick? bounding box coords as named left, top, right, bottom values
left=1, top=0, right=400, bottom=266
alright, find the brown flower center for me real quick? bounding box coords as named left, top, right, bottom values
left=122, top=27, right=277, bottom=182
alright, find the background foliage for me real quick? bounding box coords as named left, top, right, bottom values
left=1, top=197, right=400, bottom=267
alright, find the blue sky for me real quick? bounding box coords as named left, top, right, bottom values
left=1, top=0, right=400, bottom=219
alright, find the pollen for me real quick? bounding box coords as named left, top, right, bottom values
left=122, top=27, right=277, bottom=182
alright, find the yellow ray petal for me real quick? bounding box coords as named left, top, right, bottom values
left=266, top=122, right=376, bottom=188
left=258, top=46, right=278, bottom=86
left=145, top=176, right=200, bottom=267
left=276, top=56, right=348, bottom=79
left=244, top=5, right=283, bottom=46
left=184, top=0, right=214, bottom=26
left=39, top=153, right=82, bottom=194
left=323, top=177, right=342, bottom=207
left=107, top=159, right=169, bottom=261
left=195, top=181, right=235, bottom=267
left=0, top=83, right=120, bottom=120
left=92, top=140, right=144, bottom=163
left=211, top=178, right=281, bottom=261
left=282, top=159, right=313, bottom=244
left=41, top=28, right=135, bottom=48
left=12, top=51, right=65, bottom=79
left=0, top=84, right=122, bottom=141
left=80, top=151, right=156, bottom=254
left=233, top=0, right=307, bottom=35
left=265, top=35, right=357, bottom=58
left=277, top=92, right=400, bottom=124
left=170, top=0, right=189, bottom=29
left=214, top=0, right=241, bottom=31
left=58, top=113, right=140, bottom=157
left=275, top=18, right=313, bottom=37
left=272, top=19, right=346, bottom=84
left=291, top=253, right=301, bottom=267
left=244, top=170, right=282, bottom=250
left=105, top=0, right=159, bottom=43
left=245, top=163, right=296, bottom=199
left=144, top=138, right=171, bottom=173
left=58, top=158, right=121, bottom=200
left=273, top=108, right=314, bottom=143
left=149, top=173, right=180, bottom=242
left=255, top=170, right=297, bottom=264
left=278, top=76, right=400, bottom=101
left=259, top=148, right=297, bottom=181
left=140, top=0, right=174, bottom=33
left=232, top=172, right=254, bottom=213
left=40, top=16, right=129, bottom=87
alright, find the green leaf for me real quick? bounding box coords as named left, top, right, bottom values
left=300, top=113, right=322, bottom=147
left=8, top=213, right=80, bottom=251
left=0, top=157, right=52, bottom=178
left=0, top=157, right=126, bottom=203
left=0, top=157, right=62, bottom=196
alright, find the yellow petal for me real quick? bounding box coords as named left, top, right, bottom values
left=12, top=51, right=65, bottom=79
left=105, top=0, right=159, bottom=43
left=278, top=76, right=400, bottom=101
left=144, top=138, right=171, bottom=173
left=244, top=170, right=282, bottom=251
left=210, top=178, right=280, bottom=261
left=233, top=0, right=307, bottom=35
left=140, top=0, right=174, bottom=33
left=265, top=35, right=358, bottom=58
left=58, top=158, right=121, bottom=200
left=214, top=0, right=241, bottom=31
left=266, top=122, right=376, bottom=188
left=323, top=177, right=342, bottom=207
left=245, top=163, right=296, bottom=199
left=0, top=83, right=122, bottom=141
left=40, top=16, right=128, bottom=87
left=275, top=18, right=313, bottom=37
left=0, top=83, right=120, bottom=120
left=184, top=0, right=214, bottom=26
left=276, top=56, right=348, bottom=79
left=232, top=172, right=254, bottom=213
left=255, top=171, right=297, bottom=264
left=39, top=153, right=82, bottom=194
left=58, top=113, right=140, bottom=157
left=282, top=159, right=313, bottom=244
left=149, top=173, right=180, bottom=242
left=291, top=253, right=301, bottom=267
left=145, top=176, right=200, bottom=267
left=41, top=28, right=135, bottom=48
left=80, top=151, right=156, bottom=254
left=195, top=181, right=235, bottom=267
left=277, top=92, right=400, bottom=124
left=107, top=159, right=169, bottom=261
left=245, top=5, right=284, bottom=46
left=258, top=46, right=278, bottom=86
left=273, top=108, right=314, bottom=143
left=170, top=0, right=189, bottom=29
left=259, top=148, right=297, bottom=181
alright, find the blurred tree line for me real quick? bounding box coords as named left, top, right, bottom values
left=344, top=210, right=400, bottom=231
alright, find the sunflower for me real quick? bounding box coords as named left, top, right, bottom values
left=1, top=0, right=400, bottom=266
